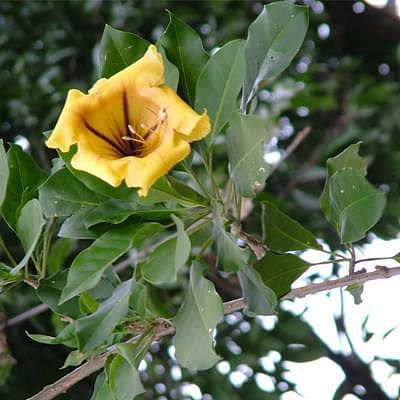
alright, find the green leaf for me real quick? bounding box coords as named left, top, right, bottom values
left=195, top=39, right=246, bottom=140
left=79, top=292, right=99, bottom=315
left=107, top=341, right=151, bottom=400
left=157, top=43, right=179, bottom=91
left=58, top=206, right=104, bottom=239
left=47, top=238, right=76, bottom=276
left=159, top=11, right=209, bottom=104
left=91, top=372, right=113, bottom=400
left=174, top=261, right=223, bottom=370
left=60, top=225, right=138, bottom=304
left=76, top=279, right=133, bottom=352
left=242, top=1, right=309, bottom=105
left=346, top=284, right=364, bottom=305
left=238, top=265, right=277, bottom=316
left=84, top=199, right=189, bottom=228
left=140, top=176, right=207, bottom=206
left=0, top=139, right=9, bottom=208
left=320, top=142, right=367, bottom=226
left=253, top=251, right=310, bottom=297
left=327, top=168, right=386, bottom=243
left=1, top=144, right=46, bottom=229
left=213, top=203, right=250, bottom=272
left=262, top=201, right=321, bottom=251
left=27, top=334, right=62, bottom=345
left=99, top=24, right=149, bottom=78
left=28, top=323, right=77, bottom=347
left=106, top=352, right=145, bottom=400
left=39, top=168, right=106, bottom=218
left=226, top=113, right=273, bottom=198
left=142, top=215, right=191, bottom=285
left=37, top=270, right=81, bottom=319
left=129, top=283, right=171, bottom=319
left=61, top=350, right=87, bottom=369
left=11, top=199, right=45, bottom=275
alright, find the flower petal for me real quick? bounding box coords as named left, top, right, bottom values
left=144, top=86, right=211, bottom=142
left=71, top=134, right=131, bottom=187
left=125, top=131, right=191, bottom=196
left=46, top=89, right=85, bottom=152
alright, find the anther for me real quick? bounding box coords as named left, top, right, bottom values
left=128, top=124, right=145, bottom=141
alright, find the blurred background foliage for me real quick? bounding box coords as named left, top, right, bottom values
left=1, top=0, right=400, bottom=399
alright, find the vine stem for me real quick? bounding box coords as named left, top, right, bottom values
left=26, top=264, right=400, bottom=400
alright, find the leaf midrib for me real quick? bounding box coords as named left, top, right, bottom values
left=212, top=43, right=243, bottom=135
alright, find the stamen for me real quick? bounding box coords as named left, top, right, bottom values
left=122, top=136, right=144, bottom=144
left=128, top=124, right=145, bottom=141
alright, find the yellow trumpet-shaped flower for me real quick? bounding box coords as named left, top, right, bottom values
left=46, top=45, right=210, bottom=196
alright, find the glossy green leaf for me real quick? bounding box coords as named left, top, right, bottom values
left=47, top=238, right=76, bottom=276
left=142, top=215, right=191, bottom=285
left=27, top=323, right=77, bottom=348
left=262, top=201, right=321, bottom=251
left=37, top=270, right=81, bottom=319
left=1, top=144, right=46, bottom=229
left=61, top=350, right=87, bottom=369
left=11, top=199, right=45, bottom=275
left=58, top=206, right=104, bottom=239
left=253, top=251, right=310, bottom=297
left=140, top=175, right=207, bottom=206
left=91, top=372, right=113, bottom=400
left=195, top=39, right=246, bottom=140
left=130, top=222, right=166, bottom=250
left=213, top=203, right=250, bottom=272
left=238, top=265, right=278, bottom=316
left=226, top=113, right=273, bottom=198
left=242, top=1, right=309, bottom=105
left=328, top=168, right=386, bottom=243
left=60, top=225, right=138, bottom=304
left=84, top=199, right=189, bottom=228
left=79, top=292, right=99, bottom=315
left=129, top=282, right=171, bottom=319
left=107, top=342, right=148, bottom=400
left=76, top=279, right=133, bottom=352
left=106, top=353, right=144, bottom=400
left=99, top=24, right=149, bottom=78
left=39, top=168, right=106, bottom=218
left=320, top=142, right=367, bottom=226
left=157, top=43, right=179, bottom=91
left=159, top=11, right=209, bottom=104
left=174, top=261, right=223, bottom=370
left=0, top=139, right=9, bottom=208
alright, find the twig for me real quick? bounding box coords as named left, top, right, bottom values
left=27, top=264, right=400, bottom=400
left=282, top=265, right=400, bottom=300
left=270, top=126, right=312, bottom=175
left=0, top=304, right=49, bottom=331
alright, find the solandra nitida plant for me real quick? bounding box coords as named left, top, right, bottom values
left=0, top=2, right=399, bottom=399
